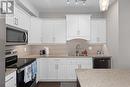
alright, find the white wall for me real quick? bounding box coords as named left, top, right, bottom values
left=106, top=1, right=119, bottom=68
left=107, top=0, right=130, bottom=68
left=118, top=0, right=130, bottom=68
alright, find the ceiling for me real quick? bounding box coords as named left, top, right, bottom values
left=29, top=0, right=116, bottom=14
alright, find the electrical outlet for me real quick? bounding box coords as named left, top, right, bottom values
left=24, top=48, right=27, bottom=52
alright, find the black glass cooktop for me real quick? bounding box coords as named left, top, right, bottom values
left=7, top=58, right=36, bottom=69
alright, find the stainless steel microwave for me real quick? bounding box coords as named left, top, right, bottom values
left=6, top=25, right=28, bottom=45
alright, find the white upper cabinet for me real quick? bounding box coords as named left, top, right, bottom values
left=6, top=7, right=18, bottom=27
left=66, top=15, right=91, bottom=41
left=42, top=21, right=54, bottom=43
left=42, top=19, right=66, bottom=43
left=90, top=19, right=106, bottom=43
left=53, top=20, right=66, bottom=43
left=6, top=5, right=30, bottom=31
left=78, top=15, right=91, bottom=40
left=29, top=17, right=42, bottom=44
left=18, top=8, right=31, bottom=31
left=66, top=15, right=78, bottom=39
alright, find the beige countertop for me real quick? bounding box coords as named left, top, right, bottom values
left=19, top=55, right=112, bottom=59
left=5, top=69, right=16, bottom=76
left=76, top=69, right=130, bottom=87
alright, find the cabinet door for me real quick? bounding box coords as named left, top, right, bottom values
left=66, top=15, right=91, bottom=40
left=68, top=64, right=78, bottom=80
left=76, top=58, right=93, bottom=69
left=58, top=58, right=77, bottom=81
left=24, top=14, right=30, bottom=31
left=6, top=14, right=15, bottom=26
left=42, top=21, right=54, bottom=43
left=6, top=6, right=30, bottom=31
left=66, top=15, right=78, bottom=40
left=91, top=19, right=106, bottom=43
left=5, top=71, right=16, bottom=87
left=14, top=7, right=21, bottom=28
left=37, top=58, right=48, bottom=81
left=47, top=59, right=58, bottom=80
left=78, top=15, right=91, bottom=40
left=58, top=59, right=70, bottom=80
left=59, top=64, right=77, bottom=80
left=16, top=8, right=24, bottom=29
left=6, top=7, right=18, bottom=27
left=42, top=19, right=66, bottom=43
left=18, top=8, right=30, bottom=30
left=29, top=17, right=42, bottom=44
left=53, top=20, right=66, bottom=43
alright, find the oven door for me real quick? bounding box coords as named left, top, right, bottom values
left=6, top=26, right=28, bottom=45
left=17, top=66, right=36, bottom=87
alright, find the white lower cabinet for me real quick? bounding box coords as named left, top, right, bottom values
left=5, top=71, right=16, bottom=87
left=37, top=58, right=59, bottom=81
left=37, top=58, right=93, bottom=81
left=47, top=59, right=58, bottom=80
left=37, top=58, right=48, bottom=81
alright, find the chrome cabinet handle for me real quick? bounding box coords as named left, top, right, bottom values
left=14, top=18, right=17, bottom=25
left=55, top=64, right=58, bottom=70
left=14, top=18, right=18, bottom=25
left=16, top=18, right=18, bottom=25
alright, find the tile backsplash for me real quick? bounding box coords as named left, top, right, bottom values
left=67, top=39, right=109, bottom=56
left=29, top=44, right=68, bottom=56
left=5, top=45, right=31, bottom=58
left=5, top=39, right=109, bottom=57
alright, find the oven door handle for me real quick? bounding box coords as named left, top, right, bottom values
left=17, top=67, right=25, bottom=73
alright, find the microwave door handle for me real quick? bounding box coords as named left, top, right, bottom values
left=24, top=32, right=28, bottom=42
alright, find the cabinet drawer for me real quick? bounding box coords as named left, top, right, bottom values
left=5, top=71, right=16, bottom=82
left=5, top=71, right=16, bottom=87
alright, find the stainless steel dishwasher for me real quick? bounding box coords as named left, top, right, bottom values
left=93, top=57, right=111, bottom=69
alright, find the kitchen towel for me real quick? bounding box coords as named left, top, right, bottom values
left=24, top=64, right=32, bottom=83
left=32, top=61, right=37, bottom=79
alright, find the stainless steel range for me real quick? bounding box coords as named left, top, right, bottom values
left=5, top=50, right=37, bottom=87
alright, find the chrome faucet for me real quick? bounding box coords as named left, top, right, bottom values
left=76, top=44, right=80, bottom=56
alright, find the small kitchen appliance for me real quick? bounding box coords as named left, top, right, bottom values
left=40, top=47, right=49, bottom=55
